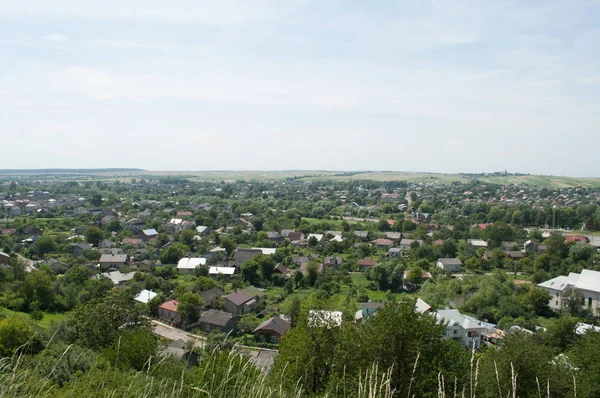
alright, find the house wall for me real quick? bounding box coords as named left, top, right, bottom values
left=200, top=319, right=237, bottom=334
left=158, top=308, right=181, bottom=324
left=437, top=262, right=461, bottom=272
left=254, top=329, right=282, bottom=343
left=224, top=300, right=242, bottom=315
left=99, top=261, right=125, bottom=271
left=579, top=289, right=600, bottom=317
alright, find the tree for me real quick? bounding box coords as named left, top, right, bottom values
left=89, top=193, right=103, bottom=207
left=84, top=226, right=104, bottom=247
left=257, top=255, right=276, bottom=281
left=24, top=267, right=56, bottom=311
left=33, top=235, right=57, bottom=256
left=0, top=315, right=42, bottom=357
left=195, top=276, right=217, bottom=292
left=106, top=219, right=122, bottom=232
left=562, top=288, right=590, bottom=318
left=159, top=243, right=188, bottom=264
left=440, top=239, right=458, bottom=257
left=179, top=229, right=196, bottom=246
left=405, top=266, right=424, bottom=285
left=176, top=293, right=204, bottom=325
left=241, top=260, right=260, bottom=285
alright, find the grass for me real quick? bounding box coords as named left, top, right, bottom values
left=0, top=307, right=66, bottom=328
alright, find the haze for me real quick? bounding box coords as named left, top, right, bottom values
left=1, top=1, right=599, bottom=176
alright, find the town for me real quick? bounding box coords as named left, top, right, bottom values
left=1, top=172, right=599, bottom=396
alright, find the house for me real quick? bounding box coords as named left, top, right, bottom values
left=274, top=263, right=291, bottom=277
left=0, top=251, right=10, bottom=266
left=176, top=211, right=193, bottom=219
left=506, top=251, right=525, bottom=260
left=70, top=242, right=93, bottom=257
left=99, top=270, right=135, bottom=285
left=468, top=239, right=488, bottom=248
left=208, top=267, right=236, bottom=276
left=241, top=286, right=266, bottom=301
left=388, top=248, right=402, bottom=258
left=125, top=218, right=145, bottom=233
left=224, top=290, right=253, bottom=315
left=252, top=316, right=291, bottom=343
left=399, top=239, right=423, bottom=250
left=566, top=235, right=589, bottom=244
left=355, top=302, right=385, bottom=323
left=324, top=256, right=343, bottom=268
left=45, top=258, right=70, bottom=273
left=199, top=287, right=224, bottom=308
left=436, top=309, right=488, bottom=349
left=198, top=310, right=238, bottom=334
left=306, top=233, right=324, bottom=242
left=122, top=238, right=143, bottom=247
left=371, top=238, right=394, bottom=248
left=234, top=248, right=263, bottom=268
left=252, top=247, right=277, bottom=256
left=134, top=289, right=158, bottom=304
left=537, top=269, right=600, bottom=316
left=523, top=240, right=539, bottom=252
left=286, top=231, right=303, bottom=242
left=165, top=219, right=183, bottom=233
left=381, top=193, right=400, bottom=202
left=415, top=298, right=432, bottom=314
left=233, top=217, right=254, bottom=230
left=266, top=232, right=284, bottom=244
left=163, top=339, right=198, bottom=367
left=100, top=247, right=126, bottom=256
left=196, top=226, right=211, bottom=235
left=141, top=229, right=159, bottom=241
left=158, top=300, right=182, bottom=324
left=436, top=258, right=462, bottom=272
left=357, top=258, right=377, bottom=270
left=98, top=253, right=129, bottom=271
left=98, top=239, right=116, bottom=248
left=384, top=232, right=403, bottom=241
left=177, top=257, right=207, bottom=274
left=412, top=212, right=431, bottom=223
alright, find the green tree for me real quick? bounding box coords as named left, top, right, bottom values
left=159, top=243, right=189, bottom=264
left=241, top=260, right=260, bottom=285
left=177, top=293, right=204, bottom=325
left=84, top=226, right=104, bottom=247
left=33, top=235, right=57, bottom=256
left=0, top=315, right=42, bottom=357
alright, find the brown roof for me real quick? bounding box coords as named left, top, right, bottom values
left=200, top=309, right=234, bottom=327
left=371, top=238, right=394, bottom=246
left=159, top=300, right=179, bottom=313
left=287, top=232, right=303, bottom=241
left=357, top=259, right=378, bottom=267
left=253, top=316, right=290, bottom=336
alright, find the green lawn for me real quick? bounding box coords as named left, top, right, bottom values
left=0, top=307, right=66, bottom=328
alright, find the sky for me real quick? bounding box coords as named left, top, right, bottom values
left=1, top=1, right=600, bottom=176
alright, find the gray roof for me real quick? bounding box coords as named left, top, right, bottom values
left=200, top=310, right=234, bottom=327
left=225, top=290, right=252, bottom=306
left=199, top=287, right=224, bottom=302
left=99, top=253, right=128, bottom=263
left=252, top=316, right=290, bottom=336
left=437, top=258, right=463, bottom=265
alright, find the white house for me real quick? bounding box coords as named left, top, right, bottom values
left=537, top=269, right=600, bottom=316
left=436, top=309, right=489, bottom=349
left=177, top=257, right=207, bottom=274
left=209, top=266, right=236, bottom=276
left=436, top=258, right=463, bottom=272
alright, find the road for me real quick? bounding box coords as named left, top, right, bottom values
left=151, top=319, right=279, bottom=373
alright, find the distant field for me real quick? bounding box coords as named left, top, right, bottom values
left=3, top=168, right=600, bottom=187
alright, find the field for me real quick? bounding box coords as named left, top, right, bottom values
left=3, top=168, right=600, bottom=188
left=0, top=307, right=66, bottom=328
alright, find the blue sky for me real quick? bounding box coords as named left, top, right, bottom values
left=1, top=1, right=599, bottom=175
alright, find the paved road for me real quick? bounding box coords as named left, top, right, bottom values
left=153, top=321, right=204, bottom=349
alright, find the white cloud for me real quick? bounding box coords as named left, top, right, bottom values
left=42, top=34, right=68, bottom=42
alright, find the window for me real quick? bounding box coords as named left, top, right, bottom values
left=453, top=329, right=458, bottom=335
left=555, top=300, right=559, bottom=306
left=588, top=297, right=593, bottom=308
left=556, top=292, right=559, bottom=297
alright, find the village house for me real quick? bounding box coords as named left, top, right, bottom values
left=199, top=287, right=225, bottom=309
left=224, top=290, right=253, bottom=315
left=436, top=309, right=489, bottom=349
left=355, top=302, right=385, bottom=323
left=134, top=289, right=158, bottom=304
left=436, top=258, right=463, bottom=272
left=537, top=269, right=600, bottom=317
left=198, top=310, right=238, bottom=334
left=141, top=228, right=159, bottom=241
left=98, top=253, right=129, bottom=271
left=399, top=239, right=423, bottom=250
left=177, top=257, right=207, bottom=274
left=252, top=316, right=291, bottom=343
left=158, top=300, right=182, bottom=324
left=234, top=248, right=263, bottom=268
left=0, top=251, right=10, bottom=266
left=357, top=258, right=378, bottom=270
left=371, top=238, right=394, bottom=248
left=388, top=248, right=402, bottom=258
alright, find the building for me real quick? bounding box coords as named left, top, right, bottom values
left=141, top=229, right=159, bottom=241
left=198, top=310, right=238, bottom=334
left=371, top=238, right=394, bottom=248
left=158, top=300, right=182, bottom=324
left=98, top=253, right=129, bottom=271
left=177, top=257, right=207, bottom=274
left=399, top=239, right=423, bottom=250
left=99, top=270, right=135, bottom=285
left=355, top=302, right=385, bottom=323
left=252, top=316, right=291, bottom=343
left=537, top=269, right=600, bottom=316
left=436, top=309, right=488, bottom=349
left=199, top=287, right=225, bottom=309
left=436, top=258, right=463, bottom=272
left=224, top=290, right=252, bottom=315
left=0, top=251, right=10, bottom=266
left=233, top=248, right=263, bottom=268
left=134, top=289, right=158, bottom=304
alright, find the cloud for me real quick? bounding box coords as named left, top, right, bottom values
left=42, top=34, right=68, bottom=42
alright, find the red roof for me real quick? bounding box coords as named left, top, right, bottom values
left=371, top=238, right=394, bottom=245
left=433, top=239, right=444, bottom=246
left=387, top=219, right=395, bottom=226
left=159, top=300, right=179, bottom=313
left=566, top=235, right=588, bottom=243
left=357, top=259, right=378, bottom=267
left=478, top=223, right=493, bottom=229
